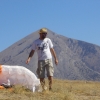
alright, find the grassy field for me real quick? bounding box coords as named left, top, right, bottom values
left=0, top=79, right=100, bottom=100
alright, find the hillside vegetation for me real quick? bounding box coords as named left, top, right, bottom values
left=0, top=79, right=100, bottom=100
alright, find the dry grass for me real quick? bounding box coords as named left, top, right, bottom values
left=0, top=79, right=100, bottom=100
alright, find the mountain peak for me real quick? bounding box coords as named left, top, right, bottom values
left=0, top=29, right=100, bottom=81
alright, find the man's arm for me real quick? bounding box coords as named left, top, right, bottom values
left=26, top=50, right=35, bottom=64
left=50, top=48, right=58, bottom=65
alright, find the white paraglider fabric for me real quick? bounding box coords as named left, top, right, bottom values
left=0, top=65, right=40, bottom=92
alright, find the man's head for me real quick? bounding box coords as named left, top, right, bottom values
left=39, top=28, right=47, bottom=40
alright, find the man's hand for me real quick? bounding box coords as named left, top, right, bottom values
left=26, top=58, right=31, bottom=64
left=26, top=50, right=35, bottom=64
left=55, top=59, right=58, bottom=65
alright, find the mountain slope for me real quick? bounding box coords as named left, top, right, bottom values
left=0, top=28, right=100, bottom=81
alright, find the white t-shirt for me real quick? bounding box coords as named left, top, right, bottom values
left=32, top=38, right=53, bottom=60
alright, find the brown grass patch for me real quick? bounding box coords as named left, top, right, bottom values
left=0, top=79, right=100, bottom=100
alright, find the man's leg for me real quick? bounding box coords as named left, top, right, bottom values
left=37, top=60, right=46, bottom=90
left=48, top=76, right=53, bottom=90
left=46, top=59, right=54, bottom=90
left=40, top=78, right=45, bottom=90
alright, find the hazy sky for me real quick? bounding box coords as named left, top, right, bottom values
left=0, top=0, right=100, bottom=52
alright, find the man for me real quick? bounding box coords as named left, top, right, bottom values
left=26, top=28, right=58, bottom=91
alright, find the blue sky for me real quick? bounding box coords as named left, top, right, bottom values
left=0, top=0, right=100, bottom=52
